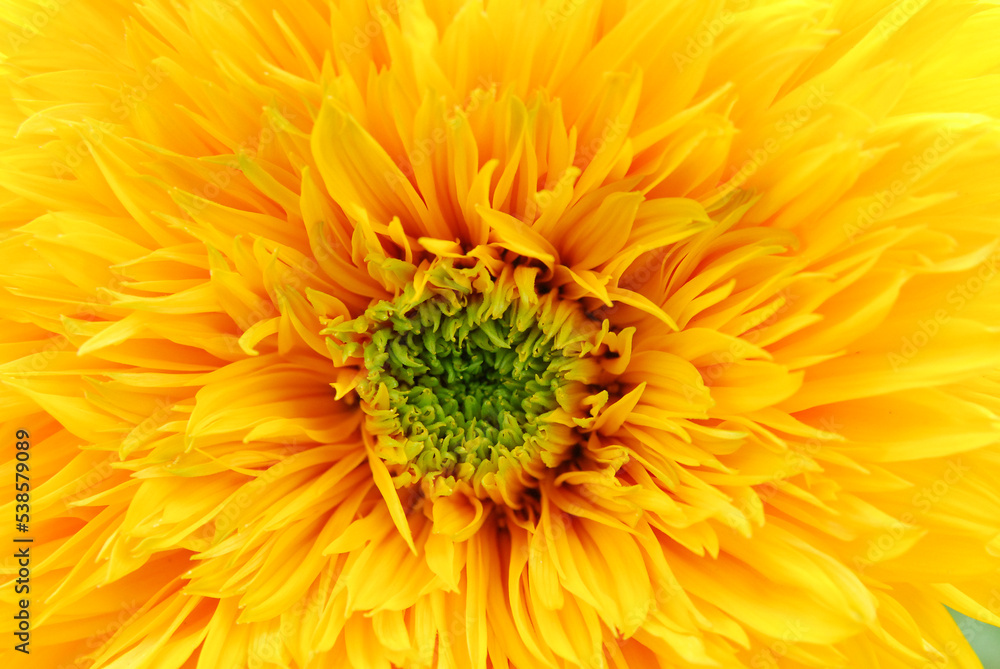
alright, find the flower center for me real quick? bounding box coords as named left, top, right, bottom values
left=366, top=296, right=569, bottom=470
left=330, top=262, right=603, bottom=504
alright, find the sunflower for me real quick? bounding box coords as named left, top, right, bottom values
left=2, top=0, right=1000, bottom=667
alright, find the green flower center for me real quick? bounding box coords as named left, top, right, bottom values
left=364, top=296, right=568, bottom=477
left=329, top=264, right=602, bottom=503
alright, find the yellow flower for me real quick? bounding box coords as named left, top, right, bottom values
left=2, top=0, right=1000, bottom=667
